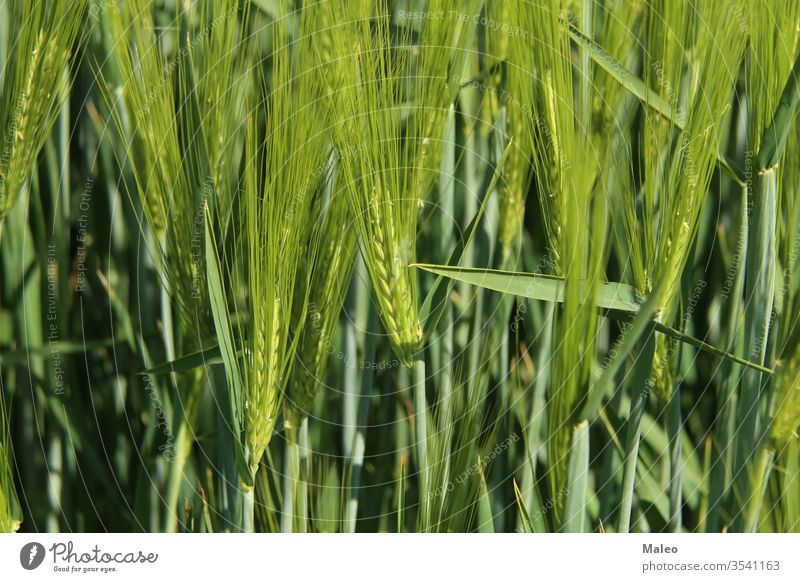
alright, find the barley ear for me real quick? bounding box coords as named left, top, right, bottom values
left=0, top=0, right=87, bottom=220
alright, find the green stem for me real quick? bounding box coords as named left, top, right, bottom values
left=242, top=486, right=255, bottom=533
left=46, top=438, right=62, bottom=532
left=344, top=303, right=378, bottom=533
left=241, top=445, right=259, bottom=533
left=618, top=325, right=656, bottom=533
left=163, top=419, right=192, bottom=532
left=744, top=444, right=775, bottom=532
left=342, top=269, right=358, bottom=459
left=578, top=0, right=593, bottom=135
left=281, top=422, right=299, bottom=532
left=297, top=418, right=309, bottom=533
left=667, top=385, right=683, bottom=532
left=162, top=367, right=202, bottom=532
left=735, top=168, right=777, bottom=528
left=160, top=273, right=185, bottom=532
left=433, top=302, right=454, bottom=531
left=413, top=355, right=428, bottom=529
left=517, top=301, right=553, bottom=531
left=707, top=184, right=749, bottom=532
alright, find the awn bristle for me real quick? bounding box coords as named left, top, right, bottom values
left=486, top=3, right=531, bottom=259
left=287, top=184, right=356, bottom=423
left=325, top=0, right=467, bottom=366
left=0, top=0, right=86, bottom=220
left=635, top=1, right=745, bottom=403
left=239, top=3, right=331, bottom=474
left=509, top=0, right=605, bottom=522
left=103, top=0, right=226, bottom=353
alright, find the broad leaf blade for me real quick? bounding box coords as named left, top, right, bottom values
left=415, top=265, right=641, bottom=313
left=417, top=264, right=772, bottom=381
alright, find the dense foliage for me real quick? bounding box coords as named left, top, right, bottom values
left=1, top=0, right=799, bottom=533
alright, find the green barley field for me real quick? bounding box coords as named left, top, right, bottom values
left=1, top=0, right=799, bottom=534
